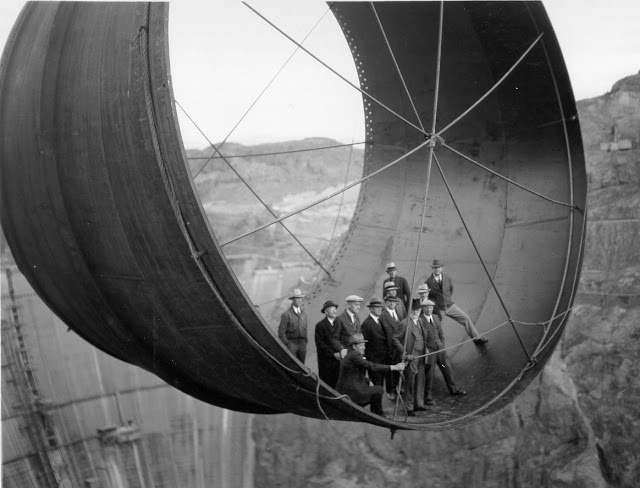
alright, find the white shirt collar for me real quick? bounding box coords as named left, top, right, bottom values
left=369, top=313, right=379, bottom=323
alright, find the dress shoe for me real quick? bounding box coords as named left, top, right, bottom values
left=387, top=392, right=397, bottom=401
left=425, top=399, right=436, bottom=405
left=414, top=406, right=427, bottom=411
left=473, top=337, right=488, bottom=345
left=450, top=389, right=466, bottom=396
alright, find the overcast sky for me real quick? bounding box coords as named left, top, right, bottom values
left=1, top=0, right=638, bottom=148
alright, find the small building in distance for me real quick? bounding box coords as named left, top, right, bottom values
left=600, top=124, right=634, bottom=151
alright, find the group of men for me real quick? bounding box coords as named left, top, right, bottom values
left=277, top=259, right=488, bottom=417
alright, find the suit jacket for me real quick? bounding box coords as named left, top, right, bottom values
left=336, top=348, right=389, bottom=405
left=382, top=276, right=411, bottom=311
left=425, top=273, right=455, bottom=311
left=314, top=317, right=342, bottom=361
left=393, top=316, right=428, bottom=357
left=361, top=315, right=394, bottom=364
left=423, top=314, right=445, bottom=351
left=277, top=306, right=307, bottom=346
left=334, top=310, right=361, bottom=349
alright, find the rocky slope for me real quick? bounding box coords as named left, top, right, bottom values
left=250, top=72, right=640, bottom=487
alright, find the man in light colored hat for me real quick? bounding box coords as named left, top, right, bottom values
left=425, top=259, right=488, bottom=345
left=383, top=281, right=407, bottom=321
left=277, top=288, right=308, bottom=363
left=393, top=299, right=428, bottom=415
left=361, top=297, right=395, bottom=393
left=333, top=295, right=364, bottom=355
left=416, top=283, right=441, bottom=318
left=421, top=298, right=466, bottom=404
left=336, top=333, right=406, bottom=417
left=314, top=300, right=342, bottom=388
left=382, top=262, right=411, bottom=312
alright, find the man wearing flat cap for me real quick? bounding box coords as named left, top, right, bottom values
left=336, top=333, right=406, bottom=417
left=421, top=298, right=466, bottom=404
left=416, top=283, right=442, bottom=319
left=382, top=262, right=411, bottom=312
left=425, top=259, right=488, bottom=345
left=333, top=295, right=364, bottom=355
left=278, top=288, right=308, bottom=363
left=361, top=297, right=395, bottom=393
left=314, top=300, right=342, bottom=388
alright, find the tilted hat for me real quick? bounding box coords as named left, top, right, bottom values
left=366, top=297, right=384, bottom=308
left=321, top=300, right=339, bottom=314
left=431, top=259, right=444, bottom=268
left=383, top=294, right=398, bottom=302
left=348, top=333, right=368, bottom=345
left=383, top=281, right=399, bottom=291
left=411, top=298, right=422, bottom=311
left=289, top=288, right=305, bottom=299
left=417, top=283, right=430, bottom=293
left=385, top=262, right=396, bottom=271
left=421, top=298, right=435, bottom=306
left=345, top=295, right=364, bottom=302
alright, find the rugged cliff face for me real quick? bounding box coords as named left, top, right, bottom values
left=251, top=72, right=640, bottom=487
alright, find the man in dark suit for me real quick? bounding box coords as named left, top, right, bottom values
left=277, top=288, right=308, bottom=363
left=382, top=262, right=411, bottom=312
left=361, top=297, right=395, bottom=393
left=333, top=295, right=364, bottom=353
left=314, top=300, right=342, bottom=388
left=336, top=334, right=406, bottom=416
left=393, top=299, right=428, bottom=415
left=380, top=295, right=401, bottom=400
left=383, top=282, right=407, bottom=321
left=421, top=299, right=466, bottom=404
left=425, top=259, right=488, bottom=345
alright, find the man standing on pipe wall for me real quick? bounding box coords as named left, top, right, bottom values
left=278, top=288, right=308, bottom=363
left=425, top=259, right=488, bottom=345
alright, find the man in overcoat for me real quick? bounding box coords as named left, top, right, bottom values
left=361, top=297, right=395, bottom=392
left=382, top=262, right=411, bottom=312
left=421, top=299, right=466, bottom=404
left=277, top=288, right=308, bottom=363
left=314, top=300, right=342, bottom=388
left=425, top=259, right=488, bottom=345
left=336, top=334, right=406, bottom=416
left=333, top=295, right=364, bottom=354
left=393, top=299, right=428, bottom=415
left=380, top=295, right=401, bottom=399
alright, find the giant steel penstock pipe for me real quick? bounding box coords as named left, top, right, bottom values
left=0, top=1, right=586, bottom=430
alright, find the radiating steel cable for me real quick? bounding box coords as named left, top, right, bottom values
left=177, top=100, right=332, bottom=277
left=191, top=8, right=331, bottom=179
left=187, top=141, right=368, bottom=161
left=393, top=0, right=444, bottom=421
left=432, top=152, right=532, bottom=362
left=244, top=2, right=429, bottom=138
left=441, top=142, right=579, bottom=210
left=370, top=2, right=426, bottom=133
left=222, top=140, right=431, bottom=245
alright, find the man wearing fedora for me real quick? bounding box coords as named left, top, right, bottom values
left=336, top=333, right=406, bottom=417
left=382, top=262, right=411, bottom=312
left=425, top=259, right=488, bottom=345
left=361, top=297, right=396, bottom=393
left=314, top=300, right=342, bottom=388
left=334, top=295, right=364, bottom=354
left=381, top=294, right=401, bottom=400
left=383, top=281, right=407, bottom=321
left=421, top=299, right=466, bottom=403
left=393, top=299, right=428, bottom=415
left=277, top=288, right=308, bottom=363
